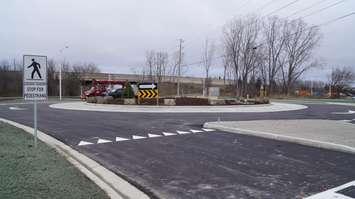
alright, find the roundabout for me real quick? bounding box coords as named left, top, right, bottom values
left=1, top=100, right=355, bottom=199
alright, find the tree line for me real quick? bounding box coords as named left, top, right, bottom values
left=0, top=59, right=99, bottom=97
left=141, top=15, right=349, bottom=97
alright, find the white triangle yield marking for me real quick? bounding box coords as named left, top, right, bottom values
left=177, top=130, right=191, bottom=135
left=132, top=135, right=146, bottom=140
left=97, top=139, right=112, bottom=144
left=116, top=137, right=130, bottom=142
left=202, top=128, right=215, bottom=132
left=78, top=141, right=94, bottom=146
left=162, top=132, right=177, bottom=136
left=190, top=129, right=204, bottom=133
left=341, top=120, right=351, bottom=123
left=148, top=133, right=162, bottom=138
left=9, top=107, right=26, bottom=111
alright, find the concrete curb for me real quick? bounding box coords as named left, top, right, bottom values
left=49, top=102, right=308, bottom=113
left=0, top=117, right=150, bottom=199
left=326, top=102, right=355, bottom=107
left=204, top=122, right=355, bottom=155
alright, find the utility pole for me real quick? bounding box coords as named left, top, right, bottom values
left=13, top=59, right=16, bottom=71
left=177, top=39, right=183, bottom=96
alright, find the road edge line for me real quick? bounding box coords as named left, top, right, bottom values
left=204, top=122, right=355, bottom=155
left=0, top=117, right=150, bottom=199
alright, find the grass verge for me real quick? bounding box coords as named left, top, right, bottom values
left=0, top=122, right=109, bottom=199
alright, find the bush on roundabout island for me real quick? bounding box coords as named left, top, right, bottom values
left=86, top=96, right=269, bottom=106
left=123, top=82, right=134, bottom=99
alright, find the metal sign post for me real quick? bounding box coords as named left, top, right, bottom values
left=23, top=55, right=48, bottom=148
left=34, top=99, right=38, bottom=147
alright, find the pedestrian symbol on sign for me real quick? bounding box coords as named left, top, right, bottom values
left=27, top=59, right=42, bottom=79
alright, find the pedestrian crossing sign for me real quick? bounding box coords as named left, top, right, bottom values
left=23, top=55, right=48, bottom=100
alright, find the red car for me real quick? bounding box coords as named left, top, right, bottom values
left=82, top=80, right=127, bottom=99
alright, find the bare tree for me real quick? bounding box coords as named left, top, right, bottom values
left=202, top=39, right=216, bottom=95
left=223, top=17, right=244, bottom=96
left=47, top=59, right=58, bottom=96
left=145, top=50, right=155, bottom=81
left=329, top=67, right=355, bottom=96
left=154, top=51, right=169, bottom=83
left=144, top=50, right=169, bottom=83
left=281, top=19, right=321, bottom=95
left=223, top=15, right=261, bottom=97
left=222, top=55, right=233, bottom=85
left=263, top=16, right=287, bottom=95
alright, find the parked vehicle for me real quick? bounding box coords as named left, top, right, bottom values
left=82, top=80, right=126, bottom=99
left=108, top=84, right=124, bottom=98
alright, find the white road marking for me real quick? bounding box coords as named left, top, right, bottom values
left=97, top=139, right=112, bottom=144
left=202, top=128, right=215, bottom=132
left=162, top=132, right=177, bottom=136
left=305, top=181, right=355, bottom=199
left=78, top=128, right=214, bottom=146
left=176, top=130, right=191, bottom=135
left=9, top=107, right=26, bottom=111
left=78, top=141, right=94, bottom=146
left=341, top=120, right=352, bottom=123
left=148, top=133, right=162, bottom=138
left=332, top=110, right=355, bottom=115
left=116, top=137, right=130, bottom=142
left=132, top=135, right=146, bottom=140
left=190, top=129, right=204, bottom=133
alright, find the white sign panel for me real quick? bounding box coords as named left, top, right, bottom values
left=139, top=83, right=157, bottom=89
left=23, top=55, right=48, bottom=100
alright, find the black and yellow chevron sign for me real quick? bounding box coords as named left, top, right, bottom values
left=138, top=89, right=159, bottom=99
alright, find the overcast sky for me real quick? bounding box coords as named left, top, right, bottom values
left=1, top=0, right=354, bottom=80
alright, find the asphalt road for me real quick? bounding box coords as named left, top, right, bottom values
left=1, top=101, right=355, bottom=199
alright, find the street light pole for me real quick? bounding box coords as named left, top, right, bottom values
left=177, top=39, right=183, bottom=97
left=59, top=65, right=62, bottom=101
left=59, top=46, right=69, bottom=101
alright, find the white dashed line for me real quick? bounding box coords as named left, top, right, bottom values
left=202, top=128, right=215, bottom=132
left=132, top=135, right=146, bottom=140
left=116, top=137, right=130, bottom=142
left=148, top=133, right=162, bottom=138
left=78, top=128, right=216, bottom=146
left=190, top=129, right=204, bottom=133
left=162, top=132, right=176, bottom=136
left=78, top=141, right=94, bottom=146
left=9, top=107, right=27, bottom=111
left=97, top=139, right=112, bottom=144
left=176, top=130, right=191, bottom=135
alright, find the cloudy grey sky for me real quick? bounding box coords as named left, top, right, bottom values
left=1, top=0, right=354, bottom=80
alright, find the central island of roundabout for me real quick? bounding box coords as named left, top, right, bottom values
left=50, top=100, right=307, bottom=113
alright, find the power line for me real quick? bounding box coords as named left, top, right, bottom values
left=178, top=1, right=350, bottom=67
left=319, top=12, right=355, bottom=26
left=239, top=0, right=253, bottom=11
left=286, top=0, right=330, bottom=18
left=181, top=0, right=286, bottom=53
left=256, top=0, right=280, bottom=12
left=265, top=0, right=302, bottom=16
left=302, top=0, right=348, bottom=18
left=181, top=12, right=355, bottom=67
